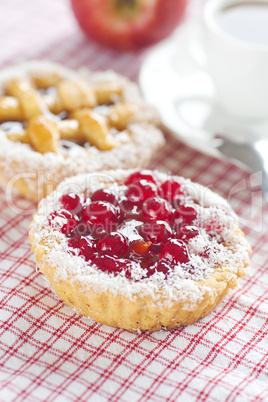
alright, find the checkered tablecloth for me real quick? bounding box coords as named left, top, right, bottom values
left=1, top=1, right=268, bottom=401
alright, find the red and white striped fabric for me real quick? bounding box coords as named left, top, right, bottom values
left=0, top=1, right=268, bottom=401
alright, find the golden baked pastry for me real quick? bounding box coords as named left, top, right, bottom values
left=0, top=61, right=164, bottom=201
left=29, top=169, right=251, bottom=332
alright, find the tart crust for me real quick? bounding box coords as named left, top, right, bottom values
left=29, top=169, right=251, bottom=332
left=0, top=61, right=164, bottom=201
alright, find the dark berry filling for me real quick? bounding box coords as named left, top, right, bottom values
left=49, top=170, right=227, bottom=280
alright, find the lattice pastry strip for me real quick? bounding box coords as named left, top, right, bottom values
left=31, top=71, right=62, bottom=89
left=0, top=96, right=23, bottom=122
left=27, top=116, right=60, bottom=154
left=0, top=76, right=142, bottom=152
left=5, top=79, right=45, bottom=119
left=72, top=109, right=118, bottom=150
left=94, top=81, right=123, bottom=104
left=6, top=111, right=123, bottom=153
left=0, top=61, right=164, bottom=202
left=108, top=103, right=137, bottom=130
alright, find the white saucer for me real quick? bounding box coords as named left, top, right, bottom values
left=139, top=19, right=268, bottom=158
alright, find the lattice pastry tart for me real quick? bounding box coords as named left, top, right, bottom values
left=29, top=169, right=251, bottom=332
left=0, top=61, right=164, bottom=201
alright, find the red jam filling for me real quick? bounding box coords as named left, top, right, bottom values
left=48, top=170, right=226, bottom=279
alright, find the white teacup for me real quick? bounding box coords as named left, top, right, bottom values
left=203, top=0, right=268, bottom=120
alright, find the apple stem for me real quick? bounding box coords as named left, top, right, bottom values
left=116, top=0, right=137, bottom=16
left=117, top=0, right=136, bottom=6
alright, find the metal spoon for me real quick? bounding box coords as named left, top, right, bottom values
left=212, top=134, right=268, bottom=200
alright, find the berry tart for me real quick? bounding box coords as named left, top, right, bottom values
left=0, top=61, right=163, bottom=201
left=29, top=169, right=251, bottom=332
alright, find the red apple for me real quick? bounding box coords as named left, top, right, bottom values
left=71, top=0, right=188, bottom=51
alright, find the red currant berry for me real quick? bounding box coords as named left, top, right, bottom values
left=82, top=201, right=118, bottom=232
left=124, top=170, right=158, bottom=186
left=161, top=239, right=190, bottom=264
left=159, top=179, right=185, bottom=205
left=91, top=225, right=107, bottom=239
left=175, top=205, right=197, bottom=222
left=72, top=221, right=93, bottom=237
left=118, top=199, right=142, bottom=220
left=176, top=225, right=199, bottom=241
left=140, top=252, right=158, bottom=269
left=50, top=210, right=79, bottom=236
left=91, top=188, right=118, bottom=205
left=125, top=180, right=158, bottom=203
left=94, top=254, right=132, bottom=277
left=147, top=260, right=171, bottom=277
left=143, top=197, right=173, bottom=221
left=62, top=217, right=79, bottom=236
left=68, top=236, right=96, bottom=261
left=59, top=194, right=82, bottom=214
left=97, top=232, right=129, bottom=258
left=140, top=221, right=173, bottom=244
